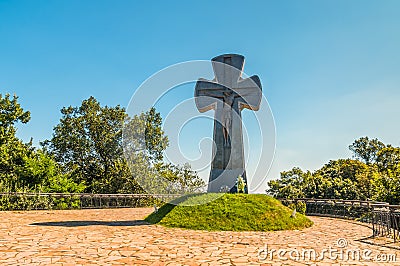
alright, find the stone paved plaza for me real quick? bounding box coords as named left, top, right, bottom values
left=1, top=208, right=399, bottom=265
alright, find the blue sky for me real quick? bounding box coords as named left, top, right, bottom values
left=1, top=0, right=399, bottom=192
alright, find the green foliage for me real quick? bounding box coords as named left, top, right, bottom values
left=288, top=201, right=306, bottom=215
left=155, top=163, right=205, bottom=194
left=268, top=137, right=400, bottom=204
left=268, top=160, right=377, bottom=200
left=0, top=192, right=83, bottom=211
left=376, top=146, right=400, bottom=173
left=122, top=105, right=203, bottom=195
left=16, top=150, right=85, bottom=193
left=0, top=93, right=30, bottom=136
left=0, top=94, right=203, bottom=210
left=349, top=136, right=385, bottom=164
left=122, top=107, right=168, bottom=164
left=42, top=96, right=129, bottom=193
left=122, top=108, right=170, bottom=194
left=0, top=93, right=84, bottom=210
left=146, top=193, right=313, bottom=231
left=372, top=168, right=400, bottom=204
left=267, top=167, right=310, bottom=199
left=236, top=175, right=246, bottom=193
left=0, top=94, right=82, bottom=193
left=144, top=107, right=169, bottom=163
left=43, top=97, right=201, bottom=195
left=314, top=159, right=374, bottom=200
left=0, top=94, right=32, bottom=191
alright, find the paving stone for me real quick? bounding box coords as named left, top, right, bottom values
left=1, top=208, right=400, bottom=265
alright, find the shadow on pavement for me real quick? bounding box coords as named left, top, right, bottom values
left=30, top=220, right=149, bottom=227
left=356, top=236, right=400, bottom=251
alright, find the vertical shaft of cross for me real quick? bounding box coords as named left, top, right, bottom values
left=209, top=96, right=247, bottom=193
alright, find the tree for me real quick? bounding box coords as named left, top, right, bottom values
left=267, top=136, right=400, bottom=203
left=0, top=94, right=30, bottom=139
left=123, top=113, right=204, bottom=194
left=122, top=106, right=168, bottom=166
left=0, top=93, right=82, bottom=193
left=372, top=168, right=400, bottom=204
left=267, top=167, right=308, bottom=199
left=267, top=159, right=377, bottom=201
left=144, top=107, right=169, bottom=163
left=155, top=163, right=205, bottom=194
left=301, top=173, right=331, bottom=199
left=43, top=97, right=200, bottom=194
left=42, top=96, right=135, bottom=193
left=18, top=150, right=85, bottom=193
left=349, top=136, right=385, bottom=164
left=315, top=159, right=375, bottom=200
left=376, top=146, right=400, bottom=173
left=0, top=94, right=31, bottom=189
left=0, top=94, right=32, bottom=190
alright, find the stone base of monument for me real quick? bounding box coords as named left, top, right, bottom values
left=208, top=169, right=248, bottom=193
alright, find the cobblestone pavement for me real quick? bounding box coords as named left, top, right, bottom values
left=0, top=208, right=399, bottom=265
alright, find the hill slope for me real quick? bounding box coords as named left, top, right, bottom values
left=145, top=193, right=313, bottom=231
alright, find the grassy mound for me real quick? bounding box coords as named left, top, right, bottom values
left=145, top=193, right=313, bottom=231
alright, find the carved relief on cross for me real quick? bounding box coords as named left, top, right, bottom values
left=194, top=54, right=262, bottom=147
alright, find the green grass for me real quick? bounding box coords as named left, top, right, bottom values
left=145, top=193, right=313, bottom=231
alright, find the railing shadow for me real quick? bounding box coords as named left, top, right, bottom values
left=30, top=220, right=149, bottom=227
left=355, top=236, right=400, bottom=251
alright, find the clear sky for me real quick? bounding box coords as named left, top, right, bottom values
left=1, top=0, right=399, bottom=192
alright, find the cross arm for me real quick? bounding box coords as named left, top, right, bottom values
left=234, top=75, right=262, bottom=111
left=194, top=78, right=226, bottom=113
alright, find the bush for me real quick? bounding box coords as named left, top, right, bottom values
left=288, top=201, right=306, bottom=214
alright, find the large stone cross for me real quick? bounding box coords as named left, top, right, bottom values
left=194, top=54, right=262, bottom=193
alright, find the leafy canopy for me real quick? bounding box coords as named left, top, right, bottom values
left=43, top=96, right=203, bottom=194
left=268, top=137, right=400, bottom=204
left=0, top=93, right=83, bottom=194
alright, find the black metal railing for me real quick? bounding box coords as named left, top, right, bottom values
left=0, top=192, right=182, bottom=210
left=2, top=193, right=400, bottom=243
left=281, top=198, right=400, bottom=243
